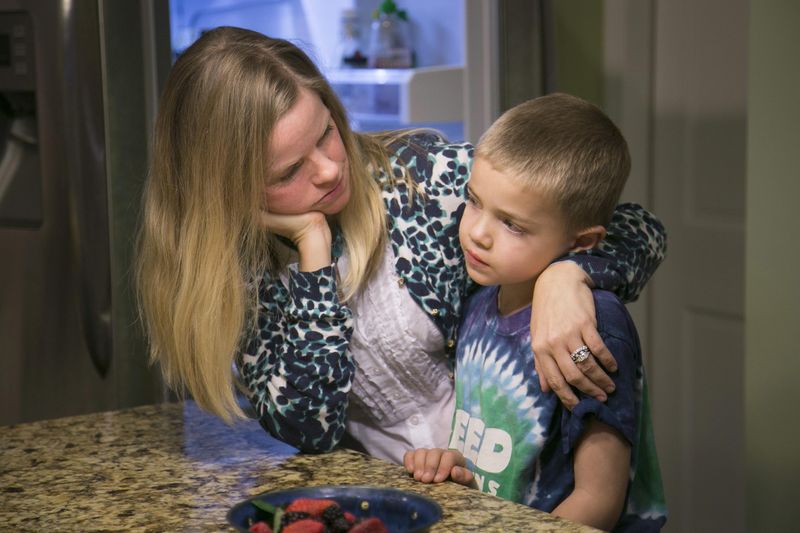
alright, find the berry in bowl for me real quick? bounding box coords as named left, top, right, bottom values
left=227, top=486, right=442, bottom=533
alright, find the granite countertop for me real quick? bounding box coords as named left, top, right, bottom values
left=0, top=402, right=597, bottom=532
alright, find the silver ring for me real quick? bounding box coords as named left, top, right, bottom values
left=570, top=345, right=592, bottom=364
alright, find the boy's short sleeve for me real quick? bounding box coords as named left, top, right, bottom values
left=560, top=331, right=639, bottom=453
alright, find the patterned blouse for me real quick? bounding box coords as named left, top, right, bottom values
left=239, top=134, right=667, bottom=453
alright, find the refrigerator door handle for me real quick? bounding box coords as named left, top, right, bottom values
left=77, top=271, right=113, bottom=378
left=64, top=0, right=113, bottom=378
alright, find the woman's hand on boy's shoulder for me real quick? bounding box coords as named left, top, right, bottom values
left=403, top=448, right=475, bottom=488
left=531, top=262, right=619, bottom=409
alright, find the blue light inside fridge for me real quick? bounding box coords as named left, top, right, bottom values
left=168, top=0, right=464, bottom=142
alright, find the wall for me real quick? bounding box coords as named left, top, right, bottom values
left=552, top=0, right=604, bottom=106
left=603, top=1, right=749, bottom=530
left=745, top=1, right=800, bottom=530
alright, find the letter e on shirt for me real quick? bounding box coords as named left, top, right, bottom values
left=449, top=409, right=512, bottom=474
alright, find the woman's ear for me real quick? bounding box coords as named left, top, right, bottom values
left=569, top=225, right=607, bottom=253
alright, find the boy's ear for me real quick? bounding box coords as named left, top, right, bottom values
left=569, top=225, right=607, bottom=253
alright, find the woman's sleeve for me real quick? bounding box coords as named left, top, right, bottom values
left=238, top=264, right=354, bottom=453
left=564, top=203, right=667, bottom=303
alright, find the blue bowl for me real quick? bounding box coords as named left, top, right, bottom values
left=227, top=485, right=442, bottom=533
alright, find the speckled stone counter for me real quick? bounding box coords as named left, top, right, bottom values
left=0, top=402, right=598, bottom=532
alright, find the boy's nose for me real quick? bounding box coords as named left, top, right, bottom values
left=469, top=216, right=492, bottom=249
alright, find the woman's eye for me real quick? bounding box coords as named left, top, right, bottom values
left=318, top=124, right=334, bottom=145
left=276, top=163, right=301, bottom=184
left=465, top=189, right=479, bottom=206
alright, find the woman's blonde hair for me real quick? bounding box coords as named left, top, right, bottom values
left=136, top=27, right=393, bottom=421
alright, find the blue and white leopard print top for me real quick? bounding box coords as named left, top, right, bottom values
left=239, top=133, right=667, bottom=454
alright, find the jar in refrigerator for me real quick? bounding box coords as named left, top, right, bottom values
left=337, top=8, right=367, bottom=68
left=367, top=0, right=413, bottom=69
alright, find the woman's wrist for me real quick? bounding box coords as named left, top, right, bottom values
left=539, top=260, right=594, bottom=290
left=296, top=224, right=333, bottom=272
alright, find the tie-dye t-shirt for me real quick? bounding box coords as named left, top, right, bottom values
left=449, top=286, right=667, bottom=531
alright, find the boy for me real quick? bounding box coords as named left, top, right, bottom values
left=403, top=93, right=667, bottom=531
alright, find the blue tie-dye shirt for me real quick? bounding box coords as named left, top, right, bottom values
left=450, top=286, right=667, bottom=532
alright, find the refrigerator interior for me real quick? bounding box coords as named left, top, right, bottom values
left=168, top=0, right=466, bottom=141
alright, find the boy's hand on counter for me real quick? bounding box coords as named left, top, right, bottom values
left=403, top=448, right=476, bottom=488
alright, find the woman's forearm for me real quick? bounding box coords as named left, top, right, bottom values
left=296, top=223, right=333, bottom=272
left=241, top=266, right=354, bottom=452
left=566, top=202, right=666, bottom=303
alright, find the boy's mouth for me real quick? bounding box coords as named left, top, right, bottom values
left=464, top=249, right=489, bottom=269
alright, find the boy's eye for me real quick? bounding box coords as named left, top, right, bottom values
left=465, top=188, right=480, bottom=207
left=503, top=219, right=525, bottom=235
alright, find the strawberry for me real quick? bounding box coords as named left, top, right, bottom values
left=281, top=518, right=326, bottom=533
left=247, top=521, right=273, bottom=533
left=348, top=517, right=389, bottom=533
left=343, top=512, right=357, bottom=523
left=284, top=498, right=337, bottom=518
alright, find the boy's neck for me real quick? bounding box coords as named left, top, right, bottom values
left=497, top=278, right=537, bottom=316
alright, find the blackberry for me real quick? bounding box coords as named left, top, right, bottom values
left=321, top=505, right=350, bottom=533
left=329, top=517, right=352, bottom=533
left=281, top=511, right=310, bottom=527
left=321, top=504, right=344, bottom=524
left=316, top=505, right=350, bottom=533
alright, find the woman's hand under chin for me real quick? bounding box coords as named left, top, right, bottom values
left=260, top=209, right=332, bottom=272
left=530, top=261, right=619, bottom=409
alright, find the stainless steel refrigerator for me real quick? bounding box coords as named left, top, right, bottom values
left=0, top=0, right=172, bottom=425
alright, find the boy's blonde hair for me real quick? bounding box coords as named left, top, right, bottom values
left=135, top=27, right=393, bottom=421
left=476, top=93, right=630, bottom=231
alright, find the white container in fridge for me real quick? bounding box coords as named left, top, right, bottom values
left=326, top=65, right=463, bottom=125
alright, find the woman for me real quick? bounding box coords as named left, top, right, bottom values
left=136, top=27, right=666, bottom=463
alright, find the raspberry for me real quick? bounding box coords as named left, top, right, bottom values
left=285, top=498, right=337, bottom=518
left=247, top=521, right=273, bottom=533
left=348, top=517, right=389, bottom=533
left=281, top=518, right=326, bottom=533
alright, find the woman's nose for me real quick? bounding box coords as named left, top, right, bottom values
left=309, top=149, right=339, bottom=185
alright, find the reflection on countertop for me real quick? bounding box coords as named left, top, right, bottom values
left=0, top=401, right=597, bottom=532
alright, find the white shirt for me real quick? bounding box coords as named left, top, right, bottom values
left=339, top=243, right=455, bottom=464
